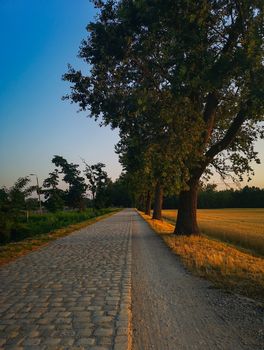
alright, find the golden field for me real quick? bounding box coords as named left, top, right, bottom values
left=139, top=211, right=264, bottom=301
left=162, top=209, right=264, bottom=256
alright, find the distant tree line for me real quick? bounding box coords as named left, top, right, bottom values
left=163, top=184, right=264, bottom=209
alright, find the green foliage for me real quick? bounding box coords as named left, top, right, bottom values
left=0, top=212, right=12, bottom=244
left=0, top=208, right=114, bottom=244
left=83, top=161, right=111, bottom=208
left=0, top=178, right=35, bottom=243
left=1, top=155, right=125, bottom=244
left=64, top=0, right=264, bottom=194
left=63, top=0, right=264, bottom=233
left=108, top=173, right=134, bottom=207
left=164, top=185, right=264, bottom=209
left=25, top=198, right=40, bottom=211
left=0, top=188, right=9, bottom=213
left=52, top=155, right=87, bottom=209
left=42, top=169, right=65, bottom=212
left=45, top=192, right=65, bottom=213
left=8, top=177, right=34, bottom=211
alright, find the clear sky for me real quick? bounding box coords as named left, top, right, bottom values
left=0, top=0, right=122, bottom=189
left=0, top=0, right=263, bottom=190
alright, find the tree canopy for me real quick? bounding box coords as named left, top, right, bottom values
left=83, top=161, right=111, bottom=208
left=42, top=170, right=65, bottom=212
left=64, top=0, right=264, bottom=234
left=52, top=155, right=87, bottom=210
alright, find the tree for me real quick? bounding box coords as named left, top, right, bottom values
left=83, top=162, right=111, bottom=208
left=234, top=185, right=264, bottom=208
left=0, top=178, right=34, bottom=243
left=64, top=0, right=196, bottom=220
left=64, top=0, right=264, bottom=234
left=198, top=183, right=218, bottom=209
left=52, top=155, right=87, bottom=210
left=115, top=132, right=154, bottom=214
left=0, top=177, right=36, bottom=215
left=108, top=174, right=134, bottom=208
left=42, top=170, right=65, bottom=212
left=25, top=198, right=40, bottom=211
left=9, top=177, right=35, bottom=211
left=0, top=187, right=11, bottom=243
left=116, top=126, right=186, bottom=218
left=0, top=187, right=9, bottom=212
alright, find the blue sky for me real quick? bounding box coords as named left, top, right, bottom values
left=0, top=0, right=263, bottom=190
left=0, top=0, right=122, bottom=188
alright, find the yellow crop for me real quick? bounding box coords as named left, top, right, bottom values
left=139, top=211, right=264, bottom=301
left=163, top=209, right=264, bottom=256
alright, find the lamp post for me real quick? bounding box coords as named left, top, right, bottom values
left=30, top=173, right=42, bottom=214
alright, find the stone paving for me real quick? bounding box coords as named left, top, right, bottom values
left=0, top=209, right=132, bottom=350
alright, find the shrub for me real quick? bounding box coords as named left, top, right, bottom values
left=0, top=208, right=115, bottom=244
left=0, top=217, right=12, bottom=244
left=10, top=223, right=31, bottom=241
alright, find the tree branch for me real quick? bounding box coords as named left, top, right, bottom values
left=205, top=101, right=250, bottom=161
left=210, top=10, right=243, bottom=78
left=202, top=92, right=218, bottom=144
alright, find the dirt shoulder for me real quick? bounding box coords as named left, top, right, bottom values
left=132, top=211, right=264, bottom=350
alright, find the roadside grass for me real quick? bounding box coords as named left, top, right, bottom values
left=163, top=209, right=264, bottom=256
left=139, top=211, right=264, bottom=302
left=0, top=209, right=120, bottom=266
left=1, top=208, right=117, bottom=244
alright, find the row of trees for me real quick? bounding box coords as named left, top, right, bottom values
left=0, top=159, right=134, bottom=242
left=64, top=0, right=264, bottom=235
left=1, top=167, right=262, bottom=224
left=43, top=155, right=114, bottom=211
left=0, top=155, right=127, bottom=216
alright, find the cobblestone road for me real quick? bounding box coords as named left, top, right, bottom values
left=0, top=209, right=132, bottom=350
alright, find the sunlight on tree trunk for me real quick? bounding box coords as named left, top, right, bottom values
left=175, top=179, right=200, bottom=235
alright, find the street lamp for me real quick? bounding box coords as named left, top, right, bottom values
left=30, top=173, right=42, bottom=214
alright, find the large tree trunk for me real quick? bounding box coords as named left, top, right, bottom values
left=174, top=179, right=200, bottom=235
left=152, top=182, right=163, bottom=220
left=145, top=190, right=151, bottom=216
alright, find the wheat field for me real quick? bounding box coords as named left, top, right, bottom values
left=162, top=209, right=264, bottom=256
left=140, top=211, right=264, bottom=300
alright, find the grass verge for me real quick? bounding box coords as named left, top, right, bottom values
left=0, top=209, right=120, bottom=267
left=138, top=211, right=264, bottom=302
left=1, top=208, right=119, bottom=244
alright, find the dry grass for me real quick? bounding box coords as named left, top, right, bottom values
left=139, top=211, right=264, bottom=302
left=0, top=210, right=119, bottom=267
left=163, top=209, right=264, bottom=256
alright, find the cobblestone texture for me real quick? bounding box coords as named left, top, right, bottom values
left=0, top=209, right=132, bottom=350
